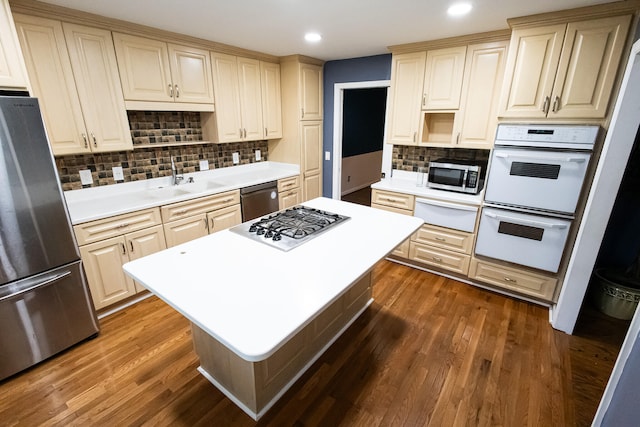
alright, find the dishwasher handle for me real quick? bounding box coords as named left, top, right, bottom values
left=240, top=180, right=278, bottom=195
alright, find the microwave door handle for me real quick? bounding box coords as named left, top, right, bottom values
left=494, top=153, right=586, bottom=163
left=484, top=211, right=568, bottom=229
left=416, top=198, right=478, bottom=212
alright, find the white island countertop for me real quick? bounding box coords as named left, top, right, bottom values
left=123, top=197, right=423, bottom=362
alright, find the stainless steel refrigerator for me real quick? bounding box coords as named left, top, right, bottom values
left=0, top=94, right=99, bottom=381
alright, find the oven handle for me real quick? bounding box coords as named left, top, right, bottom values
left=494, top=153, right=587, bottom=163
left=415, top=198, right=478, bottom=212
left=484, top=211, right=568, bottom=229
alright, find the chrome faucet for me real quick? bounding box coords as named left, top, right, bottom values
left=170, top=155, right=184, bottom=185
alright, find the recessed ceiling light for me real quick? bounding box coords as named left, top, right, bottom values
left=447, top=2, right=472, bottom=16
left=304, top=32, right=322, bottom=43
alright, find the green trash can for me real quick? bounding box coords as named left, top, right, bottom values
left=592, top=268, right=640, bottom=320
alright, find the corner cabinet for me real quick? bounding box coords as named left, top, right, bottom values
left=14, top=15, right=132, bottom=155
left=112, top=33, right=214, bottom=108
left=499, top=14, right=631, bottom=119
left=0, top=0, right=28, bottom=89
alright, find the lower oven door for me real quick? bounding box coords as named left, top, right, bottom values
left=475, top=206, right=571, bottom=273
left=484, top=147, right=591, bottom=214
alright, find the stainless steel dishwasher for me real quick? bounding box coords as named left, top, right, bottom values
left=240, top=181, right=280, bottom=221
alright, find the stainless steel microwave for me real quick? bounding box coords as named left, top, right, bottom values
left=427, top=159, right=483, bottom=194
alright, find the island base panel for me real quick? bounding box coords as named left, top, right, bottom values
left=191, top=272, right=373, bottom=420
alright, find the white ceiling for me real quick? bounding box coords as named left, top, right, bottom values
left=38, top=0, right=620, bottom=61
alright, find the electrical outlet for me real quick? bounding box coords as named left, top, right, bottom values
left=255, top=149, right=261, bottom=161
left=347, top=175, right=351, bottom=182
left=79, top=169, right=93, bottom=185
left=112, top=166, right=124, bottom=181
left=199, top=160, right=209, bottom=171
left=232, top=152, right=240, bottom=164
left=325, top=151, right=330, bottom=161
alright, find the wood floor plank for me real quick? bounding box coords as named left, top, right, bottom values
left=0, top=260, right=627, bottom=426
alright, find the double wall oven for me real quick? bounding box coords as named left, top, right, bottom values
left=475, top=124, right=599, bottom=273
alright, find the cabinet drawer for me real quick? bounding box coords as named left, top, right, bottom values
left=277, top=175, right=300, bottom=192
left=370, top=203, right=413, bottom=216
left=161, top=190, right=240, bottom=222
left=371, top=189, right=415, bottom=211
left=412, top=224, right=474, bottom=254
left=414, top=197, right=478, bottom=233
left=163, top=213, right=208, bottom=247
left=74, top=208, right=162, bottom=245
left=468, top=257, right=558, bottom=301
left=409, top=241, right=470, bottom=275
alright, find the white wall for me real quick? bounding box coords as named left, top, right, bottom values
left=340, top=151, right=383, bottom=195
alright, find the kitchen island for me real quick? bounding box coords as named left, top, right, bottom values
left=123, top=197, right=423, bottom=420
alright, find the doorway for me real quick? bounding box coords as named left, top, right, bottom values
left=332, top=80, right=390, bottom=205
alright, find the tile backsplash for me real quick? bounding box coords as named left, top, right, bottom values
left=392, top=145, right=490, bottom=171
left=55, top=110, right=268, bottom=191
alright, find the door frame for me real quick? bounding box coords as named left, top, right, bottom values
left=332, top=80, right=390, bottom=199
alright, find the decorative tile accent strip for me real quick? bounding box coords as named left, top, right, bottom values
left=128, top=111, right=203, bottom=145
left=392, top=146, right=490, bottom=172
left=56, top=141, right=269, bottom=191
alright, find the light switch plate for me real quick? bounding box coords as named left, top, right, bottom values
left=255, top=149, right=261, bottom=161
left=112, top=166, right=124, bottom=181
left=79, top=169, right=93, bottom=185
left=199, top=160, right=209, bottom=171
left=232, top=152, right=240, bottom=164
left=325, top=151, right=330, bottom=161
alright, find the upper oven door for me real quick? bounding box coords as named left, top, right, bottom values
left=484, top=147, right=591, bottom=214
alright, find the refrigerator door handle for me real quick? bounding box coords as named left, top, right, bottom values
left=0, top=271, right=72, bottom=303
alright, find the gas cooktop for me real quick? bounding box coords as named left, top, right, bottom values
left=229, top=205, right=350, bottom=251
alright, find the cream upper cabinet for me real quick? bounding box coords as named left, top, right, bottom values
left=211, top=52, right=265, bottom=142
left=15, top=16, right=132, bottom=154
left=499, top=15, right=631, bottom=119
left=113, top=33, right=214, bottom=106
left=301, top=120, right=322, bottom=201
left=261, top=61, right=283, bottom=139
left=455, top=41, right=509, bottom=148
left=386, top=52, right=426, bottom=146
left=300, top=63, right=322, bottom=120
left=0, top=0, right=28, bottom=89
left=422, top=46, right=466, bottom=110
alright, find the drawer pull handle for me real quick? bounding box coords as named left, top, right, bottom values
left=175, top=209, right=188, bottom=215
left=129, top=240, right=134, bottom=253
left=503, top=277, right=517, bottom=283
left=435, top=237, right=446, bottom=241
left=432, top=257, right=443, bottom=262
left=115, top=223, right=129, bottom=229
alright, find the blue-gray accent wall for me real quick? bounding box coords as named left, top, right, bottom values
left=322, top=54, right=392, bottom=197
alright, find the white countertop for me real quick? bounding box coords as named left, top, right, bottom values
left=372, top=170, right=484, bottom=206
left=122, top=197, right=423, bottom=362
left=64, top=162, right=299, bottom=224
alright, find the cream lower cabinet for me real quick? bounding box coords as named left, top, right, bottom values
left=113, top=33, right=214, bottom=107
left=14, top=15, right=132, bottom=155
left=499, top=15, right=631, bottom=119
left=162, top=190, right=241, bottom=247
left=371, top=189, right=415, bottom=258
left=0, top=0, right=28, bottom=89
left=74, top=208, right=166, bottom=310
left=409, top=224, right=473, bottom=275
left=278, top=175, right=301, bottom=210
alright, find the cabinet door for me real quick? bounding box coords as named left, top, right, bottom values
left=207, top=205, right=242, bottom=234
left=422, top=46, right=466, bottom=110
left=211, top=52, right=243, bottom=142
left=237, top=56, right=264, bottom=140
left=163, top=213, right=208, bottom=247
left=260, top=61, right=283, bottom=139
left=456, top=41, right=508, bottom=149
left=499, top=24, right=566, bottom=118
left=126, top=225, right=167, bottom=293
left=386, top=52, right=426, bottom=145
left=299, top=63, right=322, bottom=120
left=112, top=33, right=173, bottom=102
left=62, top=23, right=132, bottom=152
left=0, top=0, right=28, bottom=89
left=301, top=121, right=322, bottom=200
left=79, top=236, right=135, bottom=310
left=13, top=15, right=90, bottom=155
left=550, top=15, right=631, bottom=119
left=168, top=43, right=214, bottom=104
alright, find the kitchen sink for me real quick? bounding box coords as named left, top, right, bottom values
left=144, top=186, right=191, bottom=199
left=182, top=180, right=227, bottom=193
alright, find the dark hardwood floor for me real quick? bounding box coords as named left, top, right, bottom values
left=341, top=186, right=372, bottom=206
left=0, top=260, right=627, bottom=426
